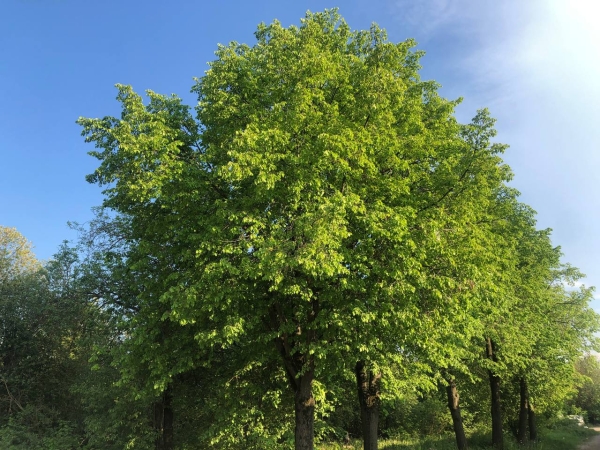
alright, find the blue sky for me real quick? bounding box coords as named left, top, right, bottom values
left=2, top=0, right=599, bottom=304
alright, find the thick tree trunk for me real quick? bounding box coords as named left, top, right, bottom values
left=528, top=402, right=537, bottom=442
left=446, top=378, right=468, bottom=450
left=154, top=385, right=174, bottom=450
left=486, top=338, right=503, bottom=449
left=517, top=377, right=528, bottom=444
left=270, top=299, right=319, bottom=450
left=294, top=369, right=315, bottom=450
left=355, top=361, right=381, bottom=450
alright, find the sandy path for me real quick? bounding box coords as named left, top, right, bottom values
left=579, top=427, right=600, bottom=450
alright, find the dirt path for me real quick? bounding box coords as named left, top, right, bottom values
left=579, top=427, right=600, bottom=450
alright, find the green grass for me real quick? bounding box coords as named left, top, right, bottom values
left=318, top=423, right=597, bottom=450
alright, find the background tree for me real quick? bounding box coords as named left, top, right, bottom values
left=0, top=230, right=87, bottom=449
left=572, top=355, right=600, bottom=424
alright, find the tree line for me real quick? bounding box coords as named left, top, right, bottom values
left=1, top=9, right=599, bottom=450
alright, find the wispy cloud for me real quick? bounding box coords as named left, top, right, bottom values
left=385, top=0, right=539, bottom=110
left=384, top=0, right=600, bottom=304
left=387, top=0, right=533, bottom=43
left=388, top=0, right=463, bottom=38
left=387, top=0, right=600, bottom=108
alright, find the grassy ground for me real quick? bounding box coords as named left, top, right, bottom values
left=319, top=423, right=597, bottom=450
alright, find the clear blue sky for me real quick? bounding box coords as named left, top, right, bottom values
left=2, top=0, right=599, bottom=305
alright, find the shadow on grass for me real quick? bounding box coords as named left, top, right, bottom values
left=320, top=424, right=598, bottom=450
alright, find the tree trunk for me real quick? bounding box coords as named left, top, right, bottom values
left=517, top=377, right=528, bottom=444
left=294, top=368, right=315, bottom=450
left=153, top=397, right=163, bottom=449
left=528, top=401, right=537, bottom=442
left=355, top=361, right=381, bottom=450
left=446, top=378, right=468, bottom=450
left=163, top=386, right=174, bottom=450
left=486, top=338, right=503, bottom=449
left=154, top=384, right=174, bottom=450
left=270, top=299, right=319, bottom=450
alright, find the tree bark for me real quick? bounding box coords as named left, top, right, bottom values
left=270, top=299, right=319, bottom=450
left=153, top=396, right=163, bottom=449
left=446, top=378, right=468, bottom=450
left=294, top=369, right=315, bottom=450
left=528, top=401, right=537, bottom=442
left=517, top=377, right=528, bottom=444
left=154, top=384, right=174, bottom=450
left=163, top=386, right=174, bottom=450
left=355, top=361, right=381, bottom=450
left=486, top=338, right=503, bottom=449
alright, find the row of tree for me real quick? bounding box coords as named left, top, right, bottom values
left=1, top=9, right=598, bottom=450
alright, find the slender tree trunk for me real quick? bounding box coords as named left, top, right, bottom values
left=153, top=400, right=163, bottom=448
left=154, top=385, right=174, bottom=450
left=163, top=386, right=174, bottom=450
left=486, top=338, right=503, bottom=449
left=355, top=361, right=381, bottom=450
left=528, top=402, right=537, bottom=442
left=446, top=378, right=468, bottom=450
left=517, top=377, right=528, bottom=444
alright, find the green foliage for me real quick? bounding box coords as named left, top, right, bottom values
left=77, top=7, right=516, bottom=417
left=0, top=226, right=40, bottom=280
left=571, top=356, right=600, bottom=423
left=0, top=234, right=89, bottom=448
left=0, top=406, right=80, bottom=450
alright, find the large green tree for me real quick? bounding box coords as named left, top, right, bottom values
left=79, top=10, right=500, bottom=449
left=78, top=9, right=591, bottom=450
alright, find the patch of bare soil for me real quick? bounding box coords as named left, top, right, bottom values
left=579, top=428, right=600, bottom=450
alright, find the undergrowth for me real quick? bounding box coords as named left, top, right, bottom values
left=319, top=421, right=597, bottom=450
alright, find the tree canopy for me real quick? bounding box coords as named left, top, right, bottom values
left=73, top=10, right=600, bottom=450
